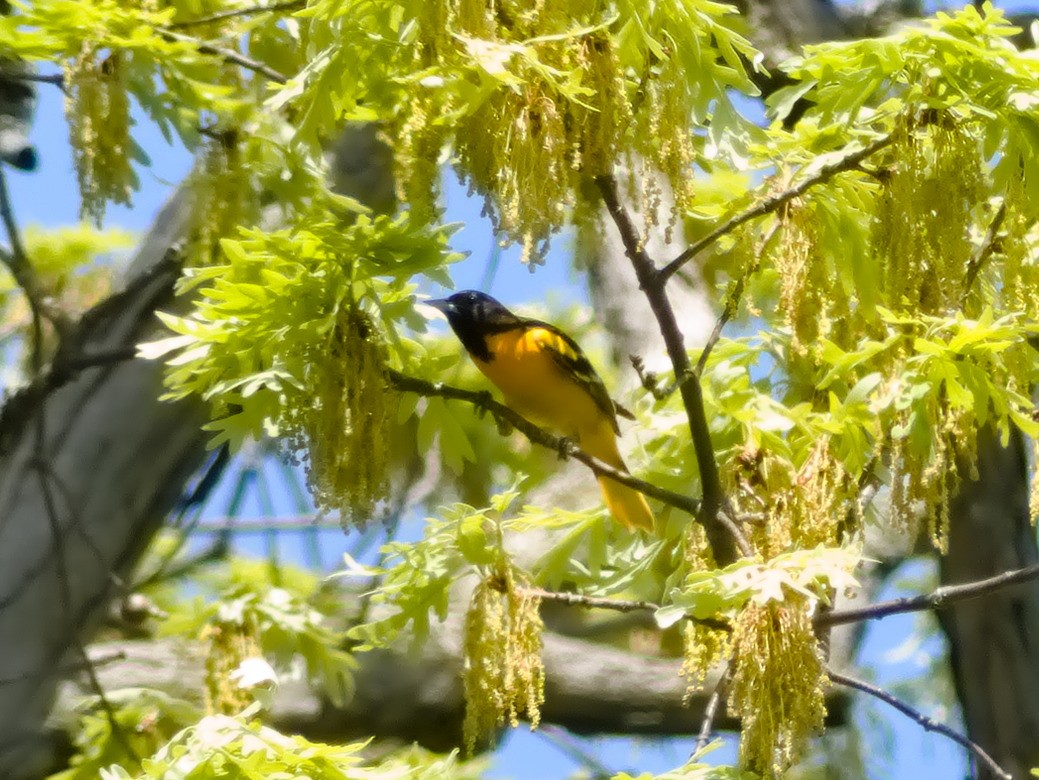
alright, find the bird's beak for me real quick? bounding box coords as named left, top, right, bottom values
left=425, top=297, right=452, bottom=315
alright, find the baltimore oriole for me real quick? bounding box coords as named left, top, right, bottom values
left=428, top=290, right=653, bottom=531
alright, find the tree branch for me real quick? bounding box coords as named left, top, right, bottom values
left=657, top=134, right=895, bottom=284
left=8, top=72, right=64, bottom=89
left=961, top=198, right=1007, bottom=303
left=694, top=663, right=731, bottom=756
left=518, top=586, right=661, bottom=615
left=19, top=347, right=141, bottom=402
left=158, top=29, right=288, bottom=83
left=385, top=368, right=703, bottom=518
left=538, top=726, right=614, bottom=780
left=167, top=0, right=305, bottom=29
left=694, top=219, right=781, bottom=377
left=73, top=640, right=140, bottom=763
left=819, top=561, right=1039, bottom=628
left=519, top=562, right=1039, bottom=640
left=828, top=669, right=1011, bottom=780
left=0, top=169, right=68, bottom=339
left=594, top=175, right=750, bottom=565
left=519, top=585, right=729, bottom=632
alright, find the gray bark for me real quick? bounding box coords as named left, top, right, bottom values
left=0, top=191, right=211, bottom=779
left=51, top=629, right=851, bottom=754
left=940, top=428, right=1039, bottom=779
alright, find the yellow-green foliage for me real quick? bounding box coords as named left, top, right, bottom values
left=661, top=550, right=855, bottom=775
left=201, top=617, right=263, bottom=715
left=728, top=597, right=826, bottom=779
left=680, top=620, right=731, bottom=701
left=188, top=136, right=261, bottom=267
left=66, top=46, right=135, bottom=225
left=679, top=523, right=730, bottom=698
left=286, top=304, right=392, bottom=525
left=47, top=690, right=201, bottom=780
left=95, top=715, right=483, bottom=779
left=145, top=206, right=460, bottom=517
left=874, top=122, right=983, bottom=318
left=0, top=224, right=132, bottom=331
left=161, top=558, right=356, bottom=711
left=281, top=0, right=759, bottom=263
left=462, top=568, right=545, bottom=754
left=14, top=1, right=1039, bottom=777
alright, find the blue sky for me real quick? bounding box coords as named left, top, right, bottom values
left=6, top=9, right=1012, bottom=774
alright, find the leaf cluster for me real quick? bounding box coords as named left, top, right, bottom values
left=162, top=559, right=355, bottom=709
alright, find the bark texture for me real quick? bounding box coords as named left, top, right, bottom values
left=0, top=191, right=211, bottom=779
left=51, top=628, right=851, bottom=753
left=940, top=428, right=1039, bottom=779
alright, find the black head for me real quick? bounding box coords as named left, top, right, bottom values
left=427, top=290, right=521, bottom=360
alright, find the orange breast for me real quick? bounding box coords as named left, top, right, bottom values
left=473, top=327, right=605, bottom=439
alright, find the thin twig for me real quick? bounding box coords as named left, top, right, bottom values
left=520, top=586, right=732, bottom=634
left=0, top=649, right=126, bottom=686
left=158, top=29, right=288, bottom=83
left=167, top=0, right=305, bottom=28
left=820, top=561, right=1039, bottom=628
left=594, top=175, right=750, bottom=564
left=75, top=640, right=142, bottom=763
left=694, top=664, right=731, bottom=756
left=695, top=219, right=781, bottom=377
left=828, top=669, right=1011, bottom=780
left=961, top=199, right=1008, bottom=303
left=386, top=368, right=705, bottom=518
left=521, top=586, right=659, bottom=614
left=516, top=562, right=1039, bottom=637
left=189, top=515, right=340, bottom=533
left=658, top=134, right=895, bottom=283
left=9, top=71, right=65, bottom=88
left=629, top=354, right=670, bottom=400
left=538, top=725, right=614, bottom=780
left=0, top=172, right=68, bottom=337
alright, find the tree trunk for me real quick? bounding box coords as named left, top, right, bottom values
left=939, top=427, right=1039, bottom=779
left=0, top=191, right=211, bottom=780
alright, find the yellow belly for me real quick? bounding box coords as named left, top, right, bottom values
left=474, top=326, right=653, bottom=531
left=474, top=327, right=604, bottom=440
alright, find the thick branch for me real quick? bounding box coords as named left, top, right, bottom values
left=594, top=175, right=749, bottom=565
left=385, top=368, right=701, bottom=517
left=0, top=190, right=210, bottom=779
left=50, top=626, right=851, bottom=759
left=828, top=670, right=1011, bottom=780
left=657, top=134, right=895, bottom=283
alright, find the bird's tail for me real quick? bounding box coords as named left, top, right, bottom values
left=598, top=472, right=654, bottom=531
left=581, top=425, right=654, bottom=532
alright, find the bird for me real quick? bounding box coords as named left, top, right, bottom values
left=427, top=290, right=653, bottom=531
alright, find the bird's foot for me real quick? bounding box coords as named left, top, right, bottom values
left=555, top=436, right=576, bottom=461
left=474, top=390, right=495, bottom=417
